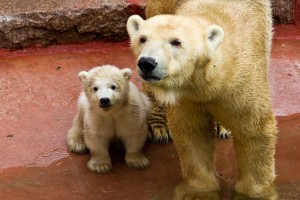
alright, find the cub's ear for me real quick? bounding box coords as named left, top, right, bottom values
left=78, top=71, right=89, bottom=82
left=205, top=25, right=224, bottom=55
left=122, top=68, right=132, bottom=80
left=127, top=15, right=145, bottom=39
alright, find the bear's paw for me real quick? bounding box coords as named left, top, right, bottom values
left=217, top=129, right=231, bottom=139
left=216, top=124, right=232, bottom=139
left=67, top=139, right=88, bottom=153
left=232, top=190, right=279, bottom=200
left=125, top=153, right=150, bottom=169
left=87, top=159, right=113, bottom=173
left=173, top=183, right=219, bottom=200
left=148, top=124, right=172, bottom=144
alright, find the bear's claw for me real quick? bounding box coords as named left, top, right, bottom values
left=173, top=183, right=219, bottom=200
left=216, top=123, right=232, bottom=139
left=67, top=140, right=88, bottom=153
left=125, top=153, right=150, bottom=169
left=148, top=126, right=172, bottom=143
left=87, top=160, right=112, bottom=173
left=217, top=130, right=231, bottom=139
left=126, top=159, right=150, bottom=169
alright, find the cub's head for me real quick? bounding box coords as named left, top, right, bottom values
left=78, top=65, right=132, bottom=111
left=127, top=15, right=224, bottom=104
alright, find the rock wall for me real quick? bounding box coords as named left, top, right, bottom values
left=272, top=0, right=295, bottom=24
left=0, top=0, right=296, bottom=49
left=0, top=0, right=145, bottom=49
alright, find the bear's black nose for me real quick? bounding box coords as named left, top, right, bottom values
left=138, top=57, right=157, bottom=73
left=100, top=98, right=110, bottom=106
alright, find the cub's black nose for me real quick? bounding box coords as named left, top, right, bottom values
left=100, top=98, right=110, bottom=106
left=138, top=57, right=157, bottom=73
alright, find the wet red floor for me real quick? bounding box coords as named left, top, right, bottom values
left=0, top=25, right=299, bottom=200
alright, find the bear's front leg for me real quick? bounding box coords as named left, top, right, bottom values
left=144, top=83, right=172, bottom=143
left=67, top=108, right=88, bottom=153
left=233, top=116, right=278, bottom=199
left=85, top=126, right=113, bottom=173
left=168, top=101, right=219, bottom=200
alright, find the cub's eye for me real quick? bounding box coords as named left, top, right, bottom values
left=93, top=87, right=98, bottom=92
left=111, top=85, right=116, bottom=90
left=139, top=37, right=147, bottom=44
left=170, top=39, right=181, bottom=47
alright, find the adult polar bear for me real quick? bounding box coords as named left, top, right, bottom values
left=127, top=0, right=278, bottom=199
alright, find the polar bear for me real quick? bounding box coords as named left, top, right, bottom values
left=127, top=0, right=278, bottom=199
left=67, top=65, right=151, bottom=173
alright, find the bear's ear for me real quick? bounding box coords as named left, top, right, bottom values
left=205, top=25, right=224, bottom=55
left=78, top=71, right=89, bottom=82
left=122, top=68, right=132, bottom=80
left=127, top=15, right=145, bottom=39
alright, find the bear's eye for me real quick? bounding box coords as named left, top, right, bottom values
left=111, top=85, right=116, bottom=90
left=93, top=87, right=98, bottom=92
left=139, top=37, right=147, bottom=44
left=170, top=39, right=181, bottom=47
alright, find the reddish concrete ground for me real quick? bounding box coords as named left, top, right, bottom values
left=0, top=25, right=299, bottom=200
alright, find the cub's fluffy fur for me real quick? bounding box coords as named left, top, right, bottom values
left=67, top=65, right=151, bottom=173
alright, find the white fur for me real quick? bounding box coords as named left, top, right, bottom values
left=205, top=25, right=224, bottom=57
left=127, top=0, right=277, bottom=198
left=67, top=65, right=151, bottom=173
left=151, top=87, right=179, bottom=106
left=126, top=15, right=144, bottom=40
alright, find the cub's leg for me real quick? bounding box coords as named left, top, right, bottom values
left=233, top=116, right=278, bottom=199
left=85, top=122, right=113, bottom=173
left=120, top=125, right=149, bottom=169
left=67, top=107, right=88, bottom=153
left=168, top=101, right=219, bottom=200
left=143, top=83, right=172, bottom=143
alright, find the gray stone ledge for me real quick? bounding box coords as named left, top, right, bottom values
left=0, top=0, right=295, bottom=49
left=0, top=0, right=145, bottom=48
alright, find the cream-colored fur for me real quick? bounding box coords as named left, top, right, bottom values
left=67, top=65, right=151, bottom=173
left=127, top=0, right=278, bottom=199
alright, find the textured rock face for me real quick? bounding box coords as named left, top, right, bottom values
left=0, top=0, right=145, bottom=48
left=0, top=0, right=296, bottom=49
left=271, top=0, right=295, bottom=24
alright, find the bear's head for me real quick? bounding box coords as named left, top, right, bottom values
left=78, top=65, right=132, bottom=111
left=127, top=15, right=224, bottom=104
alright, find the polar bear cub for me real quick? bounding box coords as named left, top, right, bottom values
left=67, top=65, right=151, bottom=173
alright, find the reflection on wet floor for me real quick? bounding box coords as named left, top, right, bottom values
left=0, top=114, right=299, bottom=200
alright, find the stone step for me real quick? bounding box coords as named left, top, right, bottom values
left=0, top=0, right=297, bottom=49
left=0, top=0, right=145, bottom=48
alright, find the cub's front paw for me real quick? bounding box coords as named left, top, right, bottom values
left=173, top=183, right=219, bottom=200
left=87, top=159, right=112, bottom=173
left=125, top=153, right=150, bottom=169
left=67, top=138, right=88, bottom=153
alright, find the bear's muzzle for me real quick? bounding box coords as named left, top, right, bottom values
left=99, top=98, right=112, bottom=109
left=138, top=57, right=162, bottom=82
